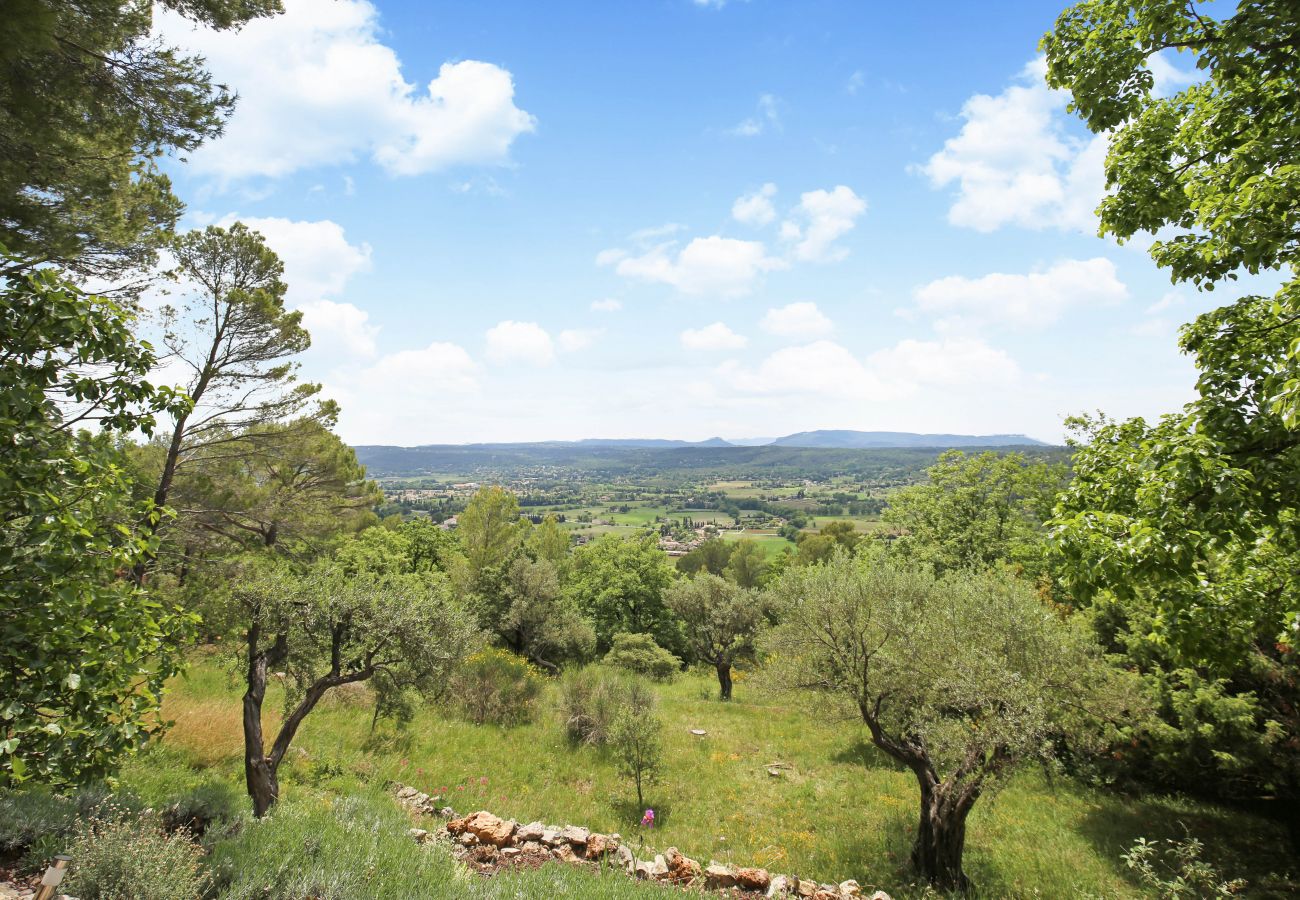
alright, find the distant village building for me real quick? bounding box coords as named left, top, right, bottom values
left=440, top=515, right=458, bottom=530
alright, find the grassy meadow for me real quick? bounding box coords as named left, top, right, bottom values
left=150, top=653, right=1296, bottom=898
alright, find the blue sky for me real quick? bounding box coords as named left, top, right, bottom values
left=153, top=0, right=1242, bottom=445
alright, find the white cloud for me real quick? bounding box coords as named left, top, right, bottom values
left=718, top=340, right=883, bottom=398
left=590, top=298, right=623, bottom=312
left=212, top=215, right=376, bottom=359
left=485, top=321, right=555, bottom=366
left=761, top=301, right=834, bottom=338
left=298, top=299, right=379, bottom=358
left=732, top=183, right=778, bottom=226
left=866, top=337, right=1021, bottom=387
left=216, top=215, right=372, bottom=305
left=605, top=236, right=787, bottom=297
left=356, top=341, right=478, bottom=393
left=846, top=70, right=866, bottom=95
left=919, top=58, right=1105, bottom=233
left=681, top=322, right=748, bottom=351
left=558, top=328, right=602, bottom=352
left=155, top=0, right=535, bottom=181
left=780, top=186, right=867, bottom=262
left=729, top=93, right=780, bottom=137
left=912, top=257, right=1127, bottom=331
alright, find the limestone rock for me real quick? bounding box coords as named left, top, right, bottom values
left=736, top=867, right=772, bottom=891
left=561, top=824, right=590, bottom=847
left=615, top=844, right=636, bottom=874
left=868, top=893, right=893, bottom=900
left=705, top=863, right=737, bottom=889
left=767, top=874, right=795, bottom=897
left=664, top=847, right=701, bottom=883
left=551, top=844, right=581, bottom=865
left=541, top=828, right=562, bottom=847
left=814, top=889, right=840, bottom=900
left=584, top=832, right=618, bottom=859
left=838, top=881, right=861, bottom=898
left=408, top=828, right=431, bottom=844
left=396, top=785, right=419, bottom=800
left=520, top=840, right=542, bottom=853
left=462, top=810, right=517, bottom=847
left=516, top=821, right=545, bottom=842
left=458, top=832, right=478, bottom=846
left=436, top=806, right=456, bottom=818
left=445, top=816, right=468, bottom=836
left=500, top=847, right=522, bottom=859
left=796, top=878, right=817, bottom=898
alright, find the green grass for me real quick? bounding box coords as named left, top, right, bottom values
left=153, top=657, right=1296, bottom=899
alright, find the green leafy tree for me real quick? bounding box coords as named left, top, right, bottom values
left=676, top=538, right=734, bottom=577
left=500, top=556, right=595, bottom=673
left=0, top=0, right=282, bottom=280
left=567, top=534, right=678, bottom=653
left=450, top=485, right=529, bottom=631
left=142, top=223, right=324, bottom=579
left=665, top=574, right=762, bottom=700
left=0, top=257, right=194, bottom=786
left=1045, top=1, right=1300, bottom=807
left=763, top=555, right=1135, bottom=892
left=723, top=538, right=768, bottom=589
left=232, top=553, right=477, bottom=815
left=526, top=514, right=571, bottom=574
left=882, top=450, right=1066, bottom=577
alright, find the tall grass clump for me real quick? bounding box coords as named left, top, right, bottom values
left=206, top=790, right=462, bottom=899
left=558, top=665, right=630, bottom=746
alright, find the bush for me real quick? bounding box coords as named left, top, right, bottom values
left=1122, top=835, right=1247, bottom=898
left=604, top=632, right=681, bottom=682
left=161, top=781, right=242, bottom=837
left=558, top=666, right=633, bottom=746
left=452, top=648, right=545, bottom=726
left=0, top=789, right=77, bottom=854
left=62, top=809, right=209, bottom=900
left=609, top=678, right=663, bottom=809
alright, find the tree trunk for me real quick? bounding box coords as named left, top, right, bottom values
left=715, top=661, right=733, bottom=700
left=911, top=779, right=973, bottom=893
left=242, top=622, right=286, bottom=818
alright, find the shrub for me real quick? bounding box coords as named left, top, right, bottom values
left=161, top=781, right=242, bottom=837
left=558, top=666, right=632, bottom=746
left=0, top=789, right=77, bottom=854
left=604, top=632, right=681, bottom=682
left=609, top=678, right=663, bottom=809
left=452, top=648, right=545, bottom=726
left=1122, top=835, right=1247, bottom=898
left=62, top=810, right=209, bottom=900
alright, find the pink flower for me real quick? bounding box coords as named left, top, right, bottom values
left=641, top=809, right=655, bottom=828
left=479, top=777, right=488, bottom=785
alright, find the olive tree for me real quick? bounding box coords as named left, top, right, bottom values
left=232, top=556, right=477, bottom=816
left=763, top=555, right=1135, bottom=892
left=665, top=573, right=762, bottom=700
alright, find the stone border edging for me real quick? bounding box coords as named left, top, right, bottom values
left=393, top=784, right=892, bottom=900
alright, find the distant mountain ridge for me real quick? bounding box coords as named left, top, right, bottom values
left=354, top=430, right=1049, bottom=453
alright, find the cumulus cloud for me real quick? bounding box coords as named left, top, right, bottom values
left=298, top=299, right=379, bottom=358
left=354, top=341, right=479, bottom=393
left=729, top=94, right=780, bottom=137
left=918, top=58, right=1105, bottom=233
left=760, top=301, right=834, bottom=338
left=590, top=298, right=623, bottom=312
left=718, top=335, right=1020, bottom=401
left=155, top=0, right=535, bottom=181
left=912, top=257, right=1127, bottom=332
left=485, top=321, right=555, bottom=366
left=866, top=337, right=1021, bottom=387
left=558, top=328, right=603, bottom=352
left=604, top=236, right=787, bottom=297
left=732, top=183, right=777, bottom=226
left=681, top=322, right=748, bottom=351
left=212, top=215, right=376, bottom=359
left=718, top=340, right=883, bottom=398
left=780, top=186, right=867, bottom=262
